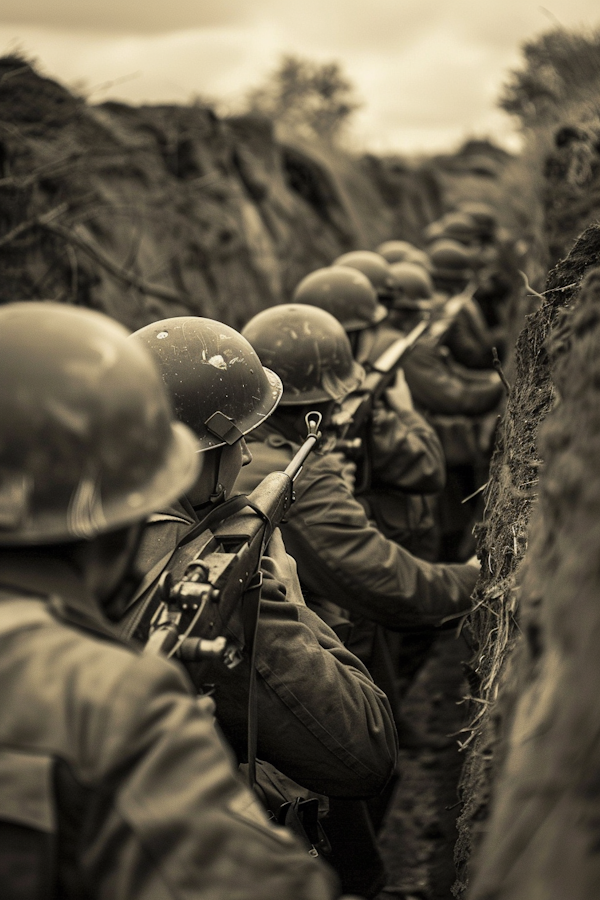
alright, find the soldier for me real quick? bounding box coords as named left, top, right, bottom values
left=122, top=315, right=398, bottom=898
left=121, top=316, right=397, bottom=800
left=0, top=302, right=343, bottom=900
left=291, top=268, right=452, bottom=758
left=237, top=303, right=479, bottom=632
left=292, top=265, right=445, bottom=558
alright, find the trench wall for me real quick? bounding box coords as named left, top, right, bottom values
left=0, top=56, right=446, bottom=331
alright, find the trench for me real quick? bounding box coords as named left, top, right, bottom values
left=6, top=54, right=600, bottom=900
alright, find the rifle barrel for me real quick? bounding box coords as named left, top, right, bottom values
left=371, top=318, right=430, bottom=374
left=284, top=411, right=323, bottom=481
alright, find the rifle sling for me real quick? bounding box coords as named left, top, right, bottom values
left=123, top=494, right=272, bottom=641
left=180, top=494, right=272, bottom=546
left=242, top=570, right=263, bottom=791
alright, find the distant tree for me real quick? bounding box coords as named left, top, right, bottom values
left=244, top=55, right=361, bottom=143
left=499, top=28, right=600, bottom=127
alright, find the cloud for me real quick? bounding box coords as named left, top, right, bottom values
left=1, top=0, right=599, bottom=153
left=0, top=0, right=255, bottom=33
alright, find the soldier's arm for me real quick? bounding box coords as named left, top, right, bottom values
left=403, top=341, right=503, bottom=415
left=209, top=530, right=398, bottom=799
left=369, top=401, right=446, bottom=493
left=282, top=452, right=478, bottom=631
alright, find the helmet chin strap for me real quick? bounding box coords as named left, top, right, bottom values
left=208, top=446, right=228, bottom=505
left=203, top=411, right=244, bottom=505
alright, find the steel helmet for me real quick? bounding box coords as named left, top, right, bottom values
left=242, top=304, right=364, bottom=406
left=376, top=240, right=419, bottom=264
left=376, top=241, right=432, bottom=271
left=0, top=303, right=200, bottom=545
left=390, top=262, right=434, bottom=300
left=437, top=212, right=478, bottom=245
left=423, top=220, right=446, bottom=244
left=457, top=202, right=497, bottom=237
left=405, top=247, right=433, bottom=271
left=428, top=238, right=474, bottom=271
left=131, top=317, right=282, bottom=452
left=292, top=266, right=387, bottom=332
left=333, top=250, right=395, bottom=296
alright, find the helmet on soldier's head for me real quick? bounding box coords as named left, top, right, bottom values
left=242, top=304, right=364, bottom=406
left=377, top=240, right=418, bottom=264
left=423, top=220, right=446, bottom=244
left=436, top=211, right=479, bottom=245
left=333, top=250, right=395, bottom=296
left=131, top=317, right=282, bottom=452
left=428, top=238, right=474, bottom=289
left=0, top=303, right=199, bottom=545
left=428, top=238, right=474, bottom=272
left=377, top=240, right=432, bottom=271
left=456, top=202, right=497, bottom=238
left=390, top=262, right=434, bottom=300
left=292, top=266, right=387, bottom=331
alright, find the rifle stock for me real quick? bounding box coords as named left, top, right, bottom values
left=143, top=411, right=322, bottom=668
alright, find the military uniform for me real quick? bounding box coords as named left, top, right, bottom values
left=352, top=326, right=446, bottom=559
left=124, top=503, right=398, bottom=800
left=0, top=559, right=338, bottom=900
left=235, top=422, right=478, bottom=630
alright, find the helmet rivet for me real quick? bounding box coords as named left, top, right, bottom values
left=157, top=331, right=169, bottom=339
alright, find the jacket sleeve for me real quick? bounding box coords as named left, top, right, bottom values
left=403, top=341, right=503, bottom=415
left=442, top=300, right=496, bottom=370
left=369, top=402, right=446, bottom=493
left=209, top=530, right=398, bottom=799
left=83, top=650, right=339, bottom=900
left=281, top=452, right=479, bottom=631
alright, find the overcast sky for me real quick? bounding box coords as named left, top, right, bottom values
left=1, top=1, right=599, bottom=154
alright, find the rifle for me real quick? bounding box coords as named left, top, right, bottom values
left=425, top=279, right=483, bottom=344
left=333, top=280, right=484, bottom=448
left=332, top=318, right=430, bottom=449
left=143, top=410, right=323, bottom=671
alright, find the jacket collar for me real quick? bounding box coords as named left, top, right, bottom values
left=0, top=553, right=126, bottom=644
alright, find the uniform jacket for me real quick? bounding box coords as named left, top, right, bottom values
left=125, top=504, right=398, bottom=799
left=352, top=327, right=445, bottom=553
left=354, top=326, right=446, bottom=495
left=367, top=323, right=504, bottom=417
left=0, top=558, right=338, bottom=900
left=236, top=423, right=479, bottom=631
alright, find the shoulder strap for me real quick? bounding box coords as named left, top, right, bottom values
left=121, top=494, right=271, bottom=642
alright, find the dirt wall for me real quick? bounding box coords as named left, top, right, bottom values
left=453, top=225, right=600, bottom=897
left=0, top=56, right=445, bottom=331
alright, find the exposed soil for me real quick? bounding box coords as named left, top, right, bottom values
left=0, top=56, right=450, bottom=331
left=467, top=263, right=600, bottom=899
left=377, top=631, right=472, bottom=900
left=452, top=225, right=600, bottom=897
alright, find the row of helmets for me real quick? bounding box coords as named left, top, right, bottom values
left=0, top=204, right=507, bottom=544
left=291, top=200, right=506, bottom=330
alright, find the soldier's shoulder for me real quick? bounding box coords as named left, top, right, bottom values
left=0, top=595, right=186, bottom=695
